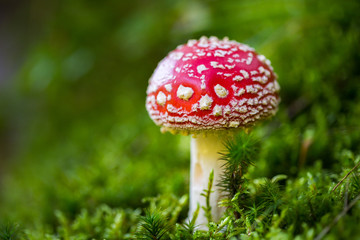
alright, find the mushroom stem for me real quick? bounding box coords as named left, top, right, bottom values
left=189, top=133, right=227, bottom=227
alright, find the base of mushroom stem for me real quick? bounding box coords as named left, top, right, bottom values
left=189, top=133, right=232, bottom=229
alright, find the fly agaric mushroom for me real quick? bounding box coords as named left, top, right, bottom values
left=146, top=36, right=280, bottom=226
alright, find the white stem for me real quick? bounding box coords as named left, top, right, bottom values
left=189, top=133, right=227, bottom=228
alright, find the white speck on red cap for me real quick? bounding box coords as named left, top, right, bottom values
left=233, top=75, right=243, bottom=81
left=250, top=70, right=258, bottom=76
left=225, top=64, right=235, bottom=69
left=214, top=84, right=228, bottom=98
left=224, top=105, right=231, bottom=115
left=146, top=36, right=280, bottom=133
left=234, top=88, right=245, bottom=97
left=240, top=70, right=249, bottom=79
left=199, top=94, right=213, bottom=110
left=214, top=50, right=227, bottom=57
left=177, top=85, right=194, bottom=101
left=197, top=64, right=208, bottom=74
left=213, top=105, right=222, bottom=116
left=210, top=61, right=225, bottom=69
left=165, top=84, right=172, bottom=92
left=156, top=91, right=166, bottom=106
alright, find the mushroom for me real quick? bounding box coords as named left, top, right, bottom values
left=146, top=36, right=280, bottom=227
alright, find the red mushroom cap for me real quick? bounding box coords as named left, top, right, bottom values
left=146, top=36, right=280, bottom=134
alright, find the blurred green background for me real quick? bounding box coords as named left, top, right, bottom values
left=0, top=0, right=360, bottom=236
